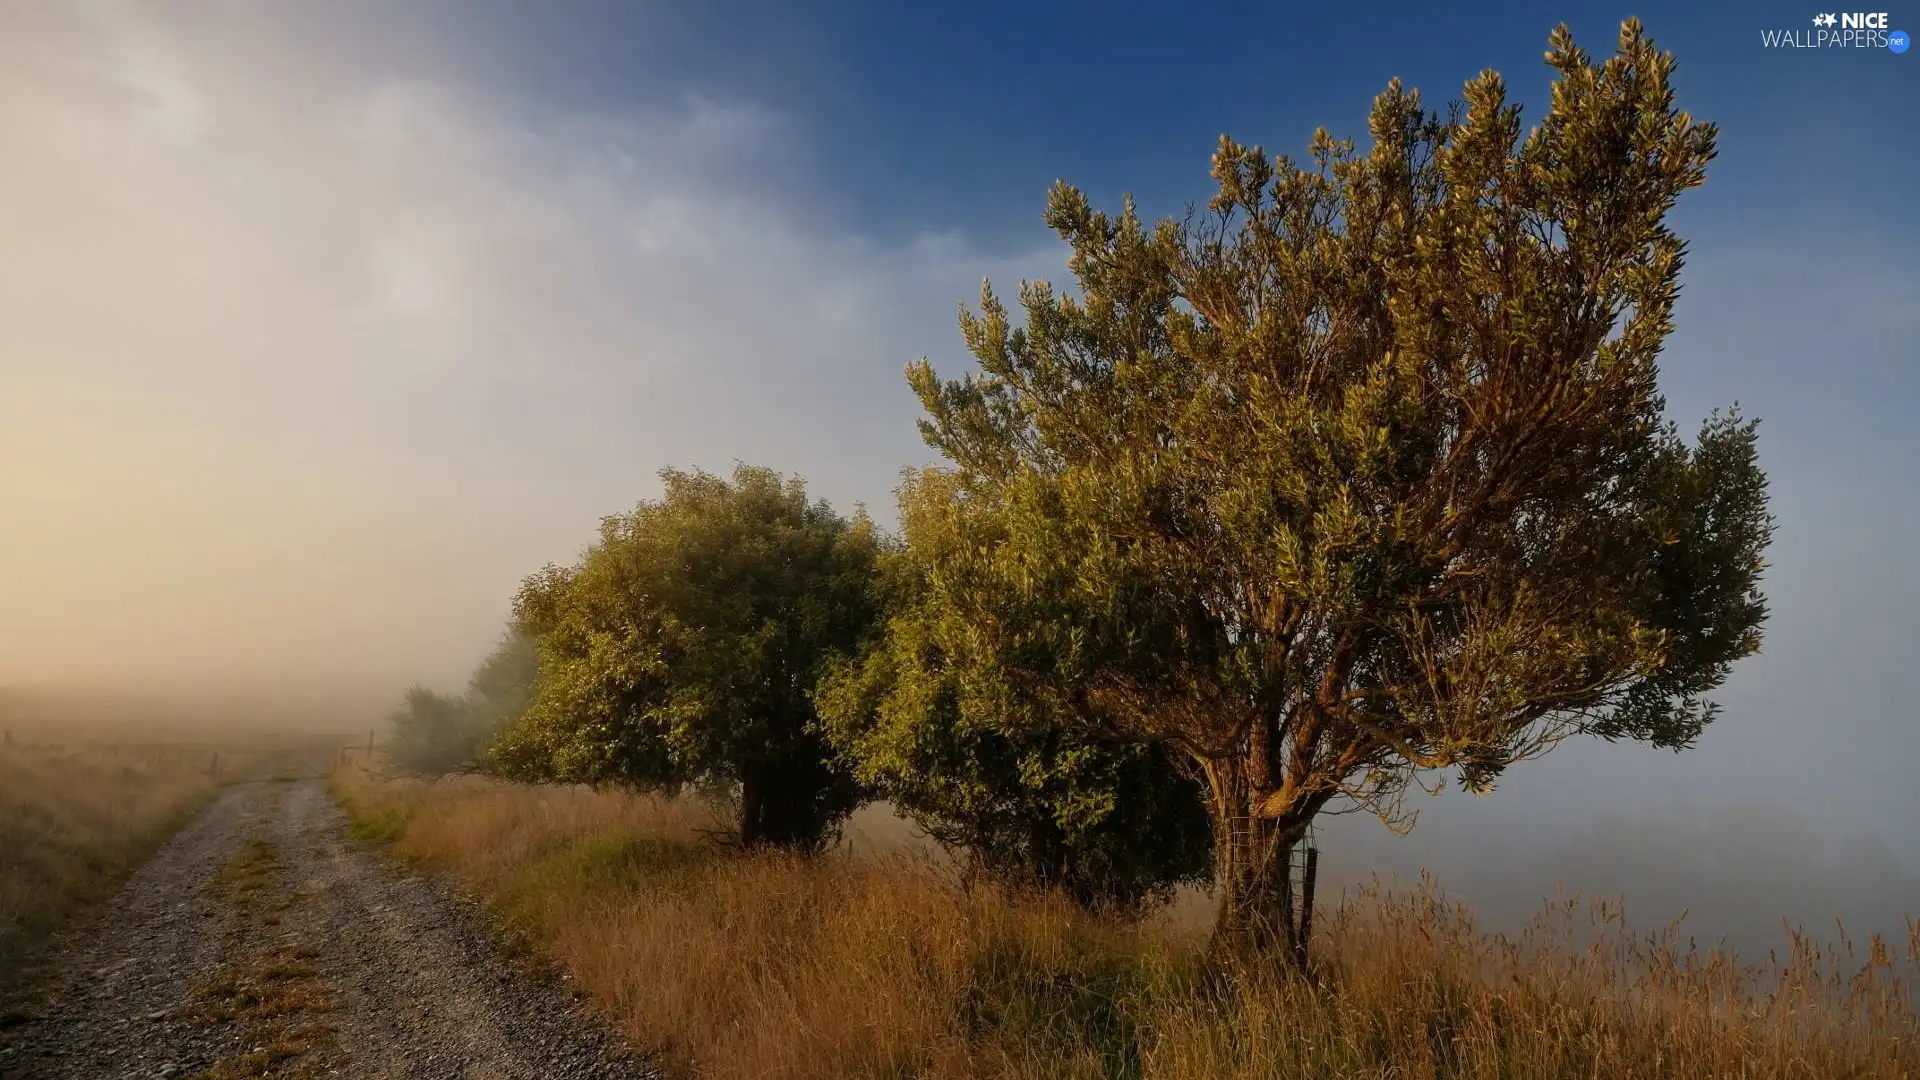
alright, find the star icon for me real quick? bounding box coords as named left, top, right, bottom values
left=1813, top=12, right=1837, bottom=26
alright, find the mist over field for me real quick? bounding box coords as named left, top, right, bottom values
left=3, top=0, right=1915, bottom=969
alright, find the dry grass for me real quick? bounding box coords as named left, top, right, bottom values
left=0, top=730, right=223, bottom=996
left=332, top=764, right=1920, bottom=1080
left=0, top=702, right=353, bottom=1006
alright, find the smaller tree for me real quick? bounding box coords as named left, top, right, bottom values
left=490, top=465, right=881, bottom=852
left=817, top=493, right=1214, bottom=911
left=464, top=632, right=539, bottom=736
left=387, top=686, right=477, bottom=775
left=386, top=633, right=539, bottom=775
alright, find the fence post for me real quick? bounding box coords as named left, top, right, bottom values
left=367, top=729, right=375, bottom=763
left=1296, top=844, right=1319, bottom=972
left=211, top=750, right=221, bottom=783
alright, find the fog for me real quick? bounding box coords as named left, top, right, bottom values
left=2, top=1, right=1914, bottom=957
left=0, top=0, right=1054, bottom=702
left=1308, top=803, right=1919, bottom=963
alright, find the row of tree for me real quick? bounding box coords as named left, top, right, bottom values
left=390, top=21, right=1775, bottom=968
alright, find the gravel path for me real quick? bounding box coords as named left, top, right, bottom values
left=0, top=777, right=655, bottom=1080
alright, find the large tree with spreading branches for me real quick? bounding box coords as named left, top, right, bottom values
left=896, top=20, right=1773, bottom=967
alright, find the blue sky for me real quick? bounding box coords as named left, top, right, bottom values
left=392, top=0, right=1917, bottom=544
left=385, top=0, right=1915, bottom=245
left=0, top=0, right=1914, bottom=942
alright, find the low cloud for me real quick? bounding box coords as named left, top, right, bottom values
left=1312, top=799, right=1920, bottom=962
left=0, top=1, right=1054, bottom=697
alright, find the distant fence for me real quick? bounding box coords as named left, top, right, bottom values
left=335, top=729, right=380, bottom=769
left=0, top=728, right=361, bottom=784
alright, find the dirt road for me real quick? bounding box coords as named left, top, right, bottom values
left=0, top=777, right=654, bottom=1080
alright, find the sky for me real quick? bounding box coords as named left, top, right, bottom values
left=1, top=1, right=1914, bottom=942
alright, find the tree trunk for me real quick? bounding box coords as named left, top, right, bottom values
left=1209, top=811, right=1298, bottom=965
left=1203, top=757, right=1307, bottom=973
left=736, top=752, right=828, bottom=851
left=738, top=770, right=767, bottom=848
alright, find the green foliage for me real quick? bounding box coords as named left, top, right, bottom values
left=345, top=807, right=410, bottom=849
left=818, top=535, right=1213, bottom=911
left=490, top=465, right=881, bottom=852
left=897, top=19, right=1773, bottom=960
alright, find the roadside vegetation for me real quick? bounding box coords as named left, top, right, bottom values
left=0, top=720, right=217, bottom=1005
left=386, top=633, right=537, bottom=776
left=334, top=763, right=1920, bottom=1080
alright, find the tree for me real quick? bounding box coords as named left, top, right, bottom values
left=464, top=631, right=539, bottom=735
left=816, top=533, right=1214, bottom=911
left=386, top=633, right=538, bottom=775
left=488, top=465, right=881, bottom=852
left=388, top=686, right=477, bottom=775
left=898, top=20, right=1773, bottom=968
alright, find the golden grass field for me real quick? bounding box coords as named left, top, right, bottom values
left=0, top=694, right=357, bottom=1009
left=1, top=735, right=218, bottom=1001
left=331, top=764, right=1920, bottom=1080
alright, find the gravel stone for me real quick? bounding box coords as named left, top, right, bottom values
left=1, top=777, right=656, bottom=1079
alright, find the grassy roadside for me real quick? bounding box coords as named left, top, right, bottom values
left=0, top=720, right=346, bottom=1018
left=331, top=763, right=1920, bottom=1080
left=0, top=735, right=224, bottom=1014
